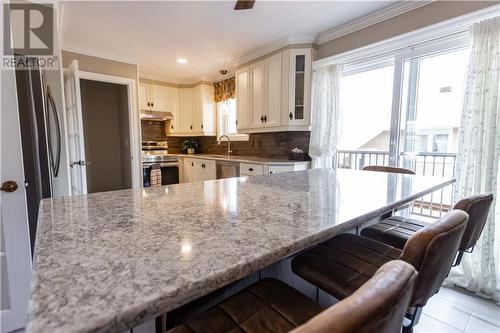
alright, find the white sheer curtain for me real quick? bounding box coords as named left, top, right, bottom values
left=309, top=64, right=342, bottom=169
left=447, top=16, right=500, bottom=303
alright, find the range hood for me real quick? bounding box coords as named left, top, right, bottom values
left=140, top=111, right=174, bottom=121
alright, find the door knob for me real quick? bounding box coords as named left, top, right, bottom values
left=1, top=181, right=18, bottom=193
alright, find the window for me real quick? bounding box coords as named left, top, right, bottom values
left=216, top=98, right=248, bottom=141
left=432, top=134, right=449, bottom=152
left=415, top=135, right=428, bottom=152
left=339, top=64, right=394, bottom=153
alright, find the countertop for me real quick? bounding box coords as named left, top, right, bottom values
left=177, top=154, right=311, bottom=165
left=28, top=169, right=454, bottom=333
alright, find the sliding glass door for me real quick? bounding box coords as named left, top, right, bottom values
left=338, top=36, right=470, bottom=218
left=399, top=48, right=469, bottom=217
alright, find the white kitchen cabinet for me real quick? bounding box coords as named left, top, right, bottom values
left=235, top=47, right=313, bottom=133
left=264, top=53, right=282, bottom=127
left=166, top=87, right=180, bottom=134
left=250, top=60, right=266, bottom=128
left=179, top=88, right=193, bottom=133
left=239, top=163, right=265, bottom=176
left=181, top=158, right=215, bottom=182
left=173, top=85, right=215, bottom=136
left=139, top=84, right=150, bottom=110
left=139, top=83, right=169, bottom=112
left=200, top=85, right=216, bottom=135
left=235, top=68, right=250, bottom=130
left=283, top=48, right=312, bottom=126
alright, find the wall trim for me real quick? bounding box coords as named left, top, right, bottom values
left=231, top=36, right=316, bottom=67
left=316, top=1, right=433, bottom=45
left=314, top=4, right=500, bottom=68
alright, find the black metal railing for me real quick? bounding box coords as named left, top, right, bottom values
left=337, top=150, right=457, bottom=218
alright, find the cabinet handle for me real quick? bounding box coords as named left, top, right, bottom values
left=235, top=120, right=238, bottom=125
left=201, top=124, right=203, bottom=129
left=248, top=168, right=254, bottom=171
left=190, top=125, right=193, bottom=130
left=263, top=115, right=267, bottom=122
left=270, top=171, right=274, bottom=174
left=191, top=162, right=194, bottom=167
left=147, top=102, right=151, bottom=107
left=171, top=125, right=174, bottom=129
left=289, top=112, right=293, bottom=120
left=201, top=163, right=206, bottom=168
left=260, top=116, right=264, bottom=122
left=151, top=102, right=154, bottom=107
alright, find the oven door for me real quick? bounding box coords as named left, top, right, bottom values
left=143, top=162, right=179, bottom=187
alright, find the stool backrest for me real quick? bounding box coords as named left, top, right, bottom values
left=400, top=210, right=468, bottom=307
left=291, top=260, right=417, bottom=333
left=362, top=165, right=416, bottom=175
left=454, top=193, right=494, bottom=251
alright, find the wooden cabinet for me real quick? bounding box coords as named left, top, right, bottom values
left=235, top=47, right=313, bottom=133
left=139, top=83, right=169, bottom=112
left=235, top=68, right=250, bottom=130
left=181, top=158, right=216, bottom=183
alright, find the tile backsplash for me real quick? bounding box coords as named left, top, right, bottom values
left=141, top=120, right=310, bottom=159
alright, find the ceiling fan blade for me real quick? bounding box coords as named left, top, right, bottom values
left=234, top=0, right=255, bottom=10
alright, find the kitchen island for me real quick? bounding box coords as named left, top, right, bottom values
left=27, top=169, right=454, bottom=333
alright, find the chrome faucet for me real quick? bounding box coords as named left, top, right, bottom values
left=217, top=135, right=232, bottom=156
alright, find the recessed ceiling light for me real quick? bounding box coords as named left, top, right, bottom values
left=177, top=58, right=188, bottom=64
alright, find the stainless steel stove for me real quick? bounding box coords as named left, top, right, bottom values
left=141, top=141, right=178, bottom=167
left=141, top=141, right=179, bottom=186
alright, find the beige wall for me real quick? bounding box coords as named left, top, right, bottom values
left=62, top=51, right=137, bottom=79
left=317, top=1, right=500, bottom=60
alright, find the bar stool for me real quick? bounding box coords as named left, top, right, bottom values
left=361, top=193, right=493, bottom=266
left=362, top=165, right=416, bottom=175
left=167, top=260, right=417, bottom=333
left=291, top=210, right=468, bottom=333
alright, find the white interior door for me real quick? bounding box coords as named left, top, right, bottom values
left=63, top=60, right=87, bottom=195
left=0, top=59, right=32, bottom=333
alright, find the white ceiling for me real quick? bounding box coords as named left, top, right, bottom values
left=62, top=1, right=399, bottom=83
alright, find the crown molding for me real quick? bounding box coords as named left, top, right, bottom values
left=314, top=4, right=500, bottom=69
left=316, top=1, right=433, bottom=45
left=232, top=35, right=316, bottom=67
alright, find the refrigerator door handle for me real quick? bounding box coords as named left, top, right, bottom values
left=46, top=86, right=61, bottom=177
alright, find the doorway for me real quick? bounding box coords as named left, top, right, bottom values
left=80, top=79, right=132, bottom=193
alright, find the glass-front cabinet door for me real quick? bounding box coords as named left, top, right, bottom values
left=288, top=48, right=312, bottom=126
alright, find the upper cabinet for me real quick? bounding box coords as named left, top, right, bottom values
left=236, top=47, right=313, bottom=133
left=139, top=83, right=169, bottom=112
left=140, top=80, right=216, bottom=137
left=235, top=68, right=250, bottom=130
left=165, top=84, right=215, bottom=137
left=283, top=48, right=312, bottom=127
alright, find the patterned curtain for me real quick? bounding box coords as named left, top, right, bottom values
left=214, top=77, right=235, bottom=103
left=446, top=16, right=500, bottom=304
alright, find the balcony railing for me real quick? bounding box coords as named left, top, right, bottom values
left=337, top=150, right=457, bottom=219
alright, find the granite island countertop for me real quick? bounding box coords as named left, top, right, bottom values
left=177, top=154, right=311, bottom=166
left=28, top=169, right=454, bottom=333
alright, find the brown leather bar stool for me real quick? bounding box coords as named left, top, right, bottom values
left=167, top=260, right=417, bottom=333
left=361, top=193, right=493, bottom=266
left=362, top=165, right=416, bottom=175
left=291, top=210, right=468, bottom=333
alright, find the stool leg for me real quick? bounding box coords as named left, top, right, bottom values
left=403, top=307, right=422, bottom=333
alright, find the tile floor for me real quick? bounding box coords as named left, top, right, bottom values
left=416, top=286, right=500, bottom=333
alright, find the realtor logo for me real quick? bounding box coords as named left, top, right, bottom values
left=3, top=3, right=53, bottom=56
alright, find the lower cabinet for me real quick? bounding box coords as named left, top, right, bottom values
left=182, top=158, right=216, bottom=183
left=180, top=157, right=310, bottom=183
